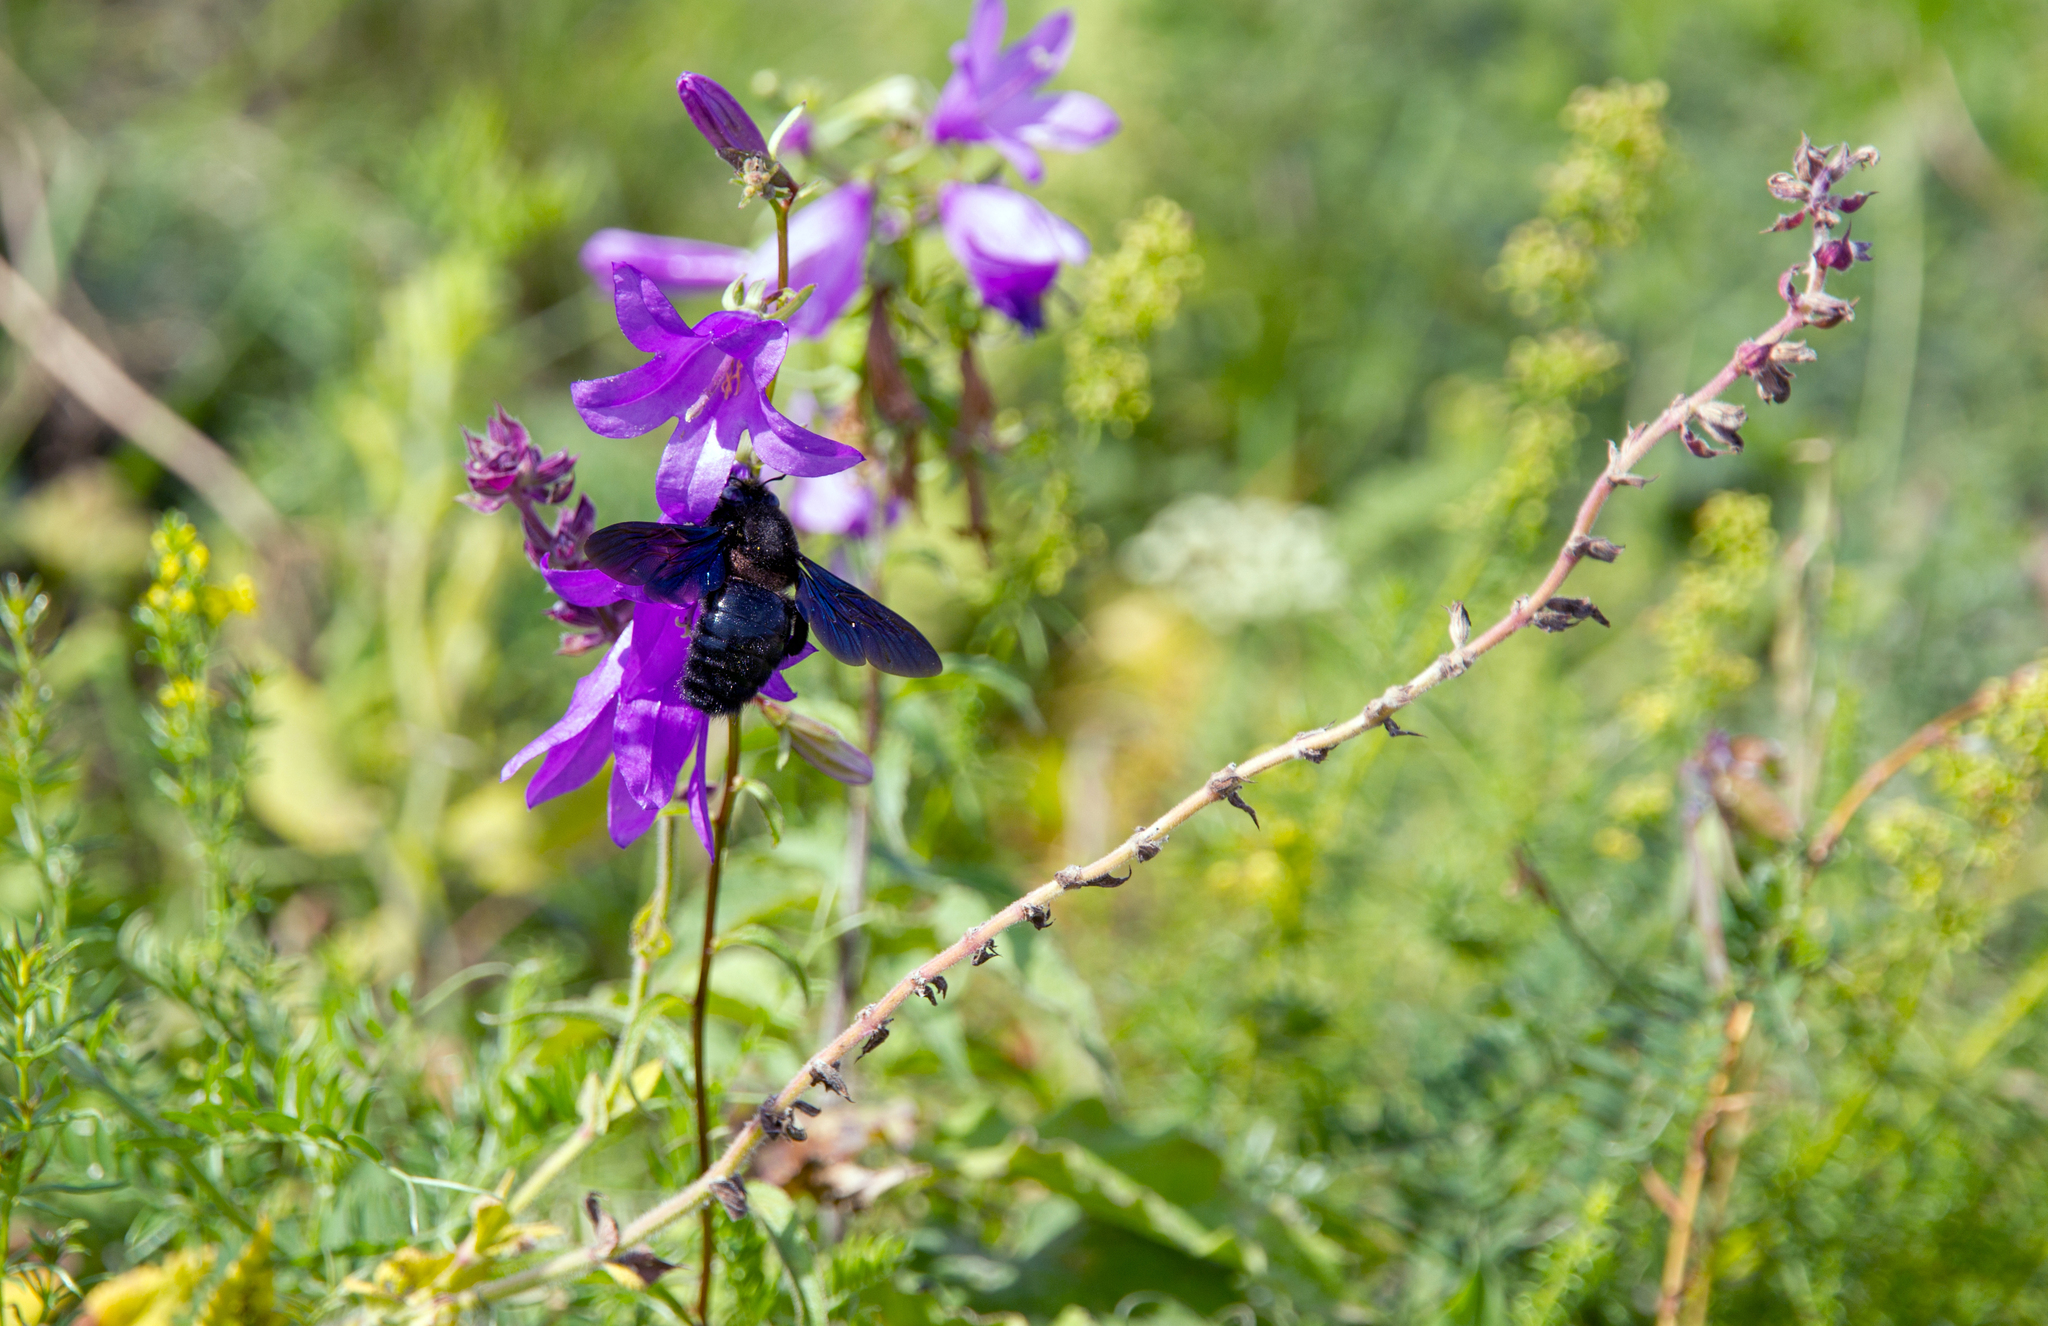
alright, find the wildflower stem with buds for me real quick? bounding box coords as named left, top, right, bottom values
left=455, top=134, right=1881, bottom=1311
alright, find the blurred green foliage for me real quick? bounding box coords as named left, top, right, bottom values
left=0, top=1, right=2044, bottom=1323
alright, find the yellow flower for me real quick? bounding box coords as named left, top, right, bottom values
left=79, top=1248, right=215, bottom=1326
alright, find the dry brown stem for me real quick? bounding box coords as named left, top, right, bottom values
left=1807, top=660, right=2043, bottom=862
left=0, top=253, right=284, bottom=548
left=1653, top=1001, right=1755, bottom=1326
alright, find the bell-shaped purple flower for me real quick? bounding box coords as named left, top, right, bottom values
left=575, top=183, right=874, bottom=341
left=929, top=0, right=1119, bottom=183
left=571, top=264, right=864, bottom=520
left=939, top=182, right=1090, bottom=332
left=501, top=563, right=807, bottom=851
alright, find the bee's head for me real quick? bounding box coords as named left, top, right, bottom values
left=718, top=469, right=780, bottom=509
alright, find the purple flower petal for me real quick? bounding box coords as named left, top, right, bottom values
left=955, top=0, right=1009, bottom=80
left=501, top=624, right=631, bottom=787
left=541, top=559, right=650, bottom=607
left=738, top=394, right=867, bottom=478
left=658, top=418, right=743, bottom=521
left=610, top=264, right=694, bottom=352
left=1022, top=91, right=1119, bottom=153
left=571, top=346, right=721, bottom=438
left=521, top=697, right=618, bottom=805
left=684, top=718, right=714, bottom=854
left=581, top=230, right=749, bottom=295
left=607, top=764, right=667, bottom=847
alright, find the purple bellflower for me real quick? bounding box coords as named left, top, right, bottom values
left=939, top=181, right=1089, bottom=332
left=501, top=561, right=810, bottom=851
left=571, top=264, right=865, bottom=520
left=576, top=182, right=875, bottom=341
left=929, top=0, right=1119, bottom=183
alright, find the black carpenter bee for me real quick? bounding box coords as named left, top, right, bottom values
left=584, top=473, right=941, bottom=714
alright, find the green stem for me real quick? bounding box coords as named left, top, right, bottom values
left=765, top=194, right=792, bottom=410
left=694, top=713, right=745, bottom=1323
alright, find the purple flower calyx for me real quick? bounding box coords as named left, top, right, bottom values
left=1762, top=135, right=1879, bottom=234
left=678, top=72, right=797, bottom=206
left=460, top=407, right=574, bottom=512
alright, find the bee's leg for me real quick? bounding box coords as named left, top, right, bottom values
left=784, top=604, right=809, bottom=659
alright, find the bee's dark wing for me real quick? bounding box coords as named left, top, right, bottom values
left=584, top=521, right=728, bottom=604
left=794, top=556, right=943, bottom=677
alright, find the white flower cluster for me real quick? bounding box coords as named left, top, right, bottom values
left=1120, top=493, right=1344, bottom=628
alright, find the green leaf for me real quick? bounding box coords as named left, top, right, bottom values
left=982, top=1135, right=1264, bottom=1274
left=715, top=925, right=812, bottom=1006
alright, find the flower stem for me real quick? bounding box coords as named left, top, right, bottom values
left=693, top=712, right=745, bottom=1323
left=772, top=196, right=791, bottom=296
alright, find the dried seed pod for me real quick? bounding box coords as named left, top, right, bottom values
left=971, top=938, right=999, bottom=966
left=857, top=1018, right=893, bottom=1059
left=1022, top=902, right=1053, bottom=929
left=710, top=1177, right=749, bottom=1220
left=585, top=1193, right=620, bottom=1254
left=1569, top=535, right=1624, bottom=563
left=1447, top=601, right=1472, bottom=651
left=606, top=1249, right=678, bottom=1289
left=1532, top=597, right=1612, bottom=632
left=809, top=1061, right=852, bottom=1100
left=1381, top=717, right=1424, bottom=739
left=791, top=1098, right=822, bottom=1117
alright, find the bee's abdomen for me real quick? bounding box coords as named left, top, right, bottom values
left=685, top=581, right=794, bottom=715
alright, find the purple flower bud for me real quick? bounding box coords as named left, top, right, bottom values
left=677, top=72, right=796, bottom=201
left=1815, top=239, right=1853, bottom=271
left=1838, top=190, right=1873, bottom=213
left=678, top=72, right=768, bottom=163
left=460, top=406, right=542, bottom=508
left=553, top=494, right=598, bottom=562
left=1735, top=340, right=1770, bottom=373
left=1766, top=172, right=1809, bottom=203
left=938, top=182, right=1090, bottom=332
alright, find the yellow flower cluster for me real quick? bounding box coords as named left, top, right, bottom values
left=1625, top=492, right=1778, bottom=735
left=1490, top=79, right=1669, bottom=318
left=1064, top=197, right=1203, bottom=430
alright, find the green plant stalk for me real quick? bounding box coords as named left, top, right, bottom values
left=694, top=713, right=744, bottom=1324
